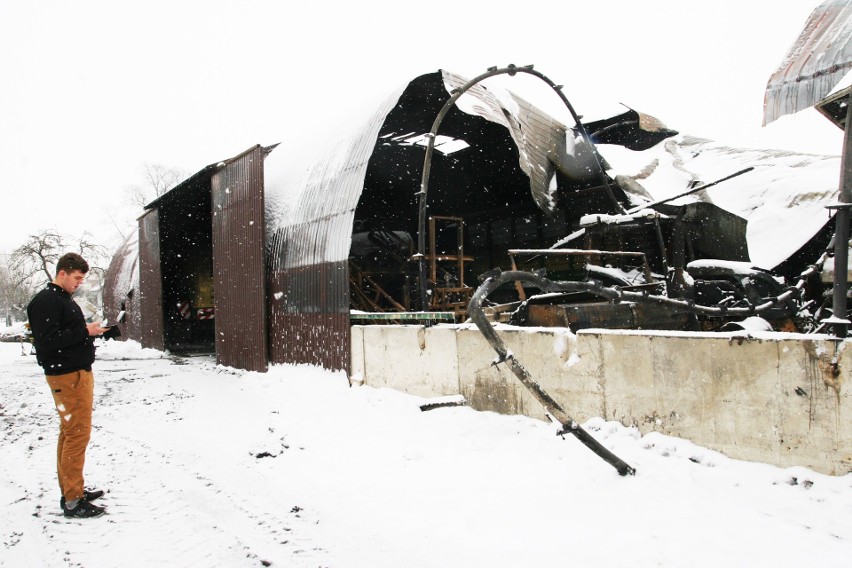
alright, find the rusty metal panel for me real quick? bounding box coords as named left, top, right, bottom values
left=102, top=230, right=141, bottom=342
left=764, top=0, right=852, bottom=125
left=211, top=145, right=268, bottom=372
left=526, top=302, right=690, bottom=331
left=138, top=209, right=164, bottom=350
left=268, top=261, right=350, bottom=369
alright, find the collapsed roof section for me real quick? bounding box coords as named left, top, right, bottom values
left=444, top=73, right=679, bottom=214
left=597, top=136, right=841, bottom=274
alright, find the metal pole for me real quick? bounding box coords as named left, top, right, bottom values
left=467, top=270, right=636, bottom=476
left=831, top=95, right=852, bottom=338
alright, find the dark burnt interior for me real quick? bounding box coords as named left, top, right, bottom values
left=150, top=173, right=216, bottom=353
left=352, top=71, right=625, bottom=312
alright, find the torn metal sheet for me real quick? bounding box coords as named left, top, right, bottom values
left=583, top=107, right=679, bottom=151
left=443, top=71, right=631, bottom=213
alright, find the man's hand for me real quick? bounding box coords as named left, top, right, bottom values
left=86, top=322, right=109, bottom=336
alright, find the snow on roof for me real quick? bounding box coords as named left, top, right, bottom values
left=578, top=209, right=662, bottom=228
left=599, top=135, right=841, bottom=270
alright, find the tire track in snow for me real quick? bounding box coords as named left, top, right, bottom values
left=0, top=354, right=111, bottom=566
left=96, top=355, right=328, bottom=567
left=2, top=350, right=329, bottom=567
left=90, top=426, right=328, bottom=568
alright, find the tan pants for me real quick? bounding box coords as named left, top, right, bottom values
left=45, top=370, right=94, bottom=502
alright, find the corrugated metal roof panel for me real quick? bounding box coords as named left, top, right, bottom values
left=264, top=83, right=407, bottom=370
left=764, top=0, right=852, bottom=125
left=443, top=71, right=585, bottom=212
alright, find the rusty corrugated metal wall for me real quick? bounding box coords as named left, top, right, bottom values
left=138, top=209, right=164, bottom=350
left=266, top=88, right=407, bottom=371
left=211, top=145, right=269, bottom=372
left=764, top=0, right=852, bottom=125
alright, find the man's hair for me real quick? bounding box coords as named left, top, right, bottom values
left=56, top=252, right=89, bottom=276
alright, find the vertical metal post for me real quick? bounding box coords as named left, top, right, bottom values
left=831, top=95, right=852, bottom=337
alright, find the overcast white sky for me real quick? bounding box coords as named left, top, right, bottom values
left=0, top=0, right=841, bottom=255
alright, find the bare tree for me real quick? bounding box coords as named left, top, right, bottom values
left=126, top=162, right=187, bottom=208
left=10, top=230, right=65, bottom=286
left=0, top=254, right=32, bottom=323
left=10, top=231, right=109, bottom=291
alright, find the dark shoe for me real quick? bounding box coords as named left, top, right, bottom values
left=63, top=499, right=105, bottom=519
left=60, top=489, right=105, bottom=510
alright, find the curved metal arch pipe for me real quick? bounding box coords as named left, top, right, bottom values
left=416, top=64, right=624, bottom=309
left=467, top=269, right=637, bottom=476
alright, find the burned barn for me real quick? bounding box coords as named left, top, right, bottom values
left=100, top=3, right=851, bottom=476
left=105, top=66, right=841, bottom=373
left=105, top=146, right=270, bottom=371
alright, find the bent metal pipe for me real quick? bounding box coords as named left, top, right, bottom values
left=467, top=269, right=637, bottom=476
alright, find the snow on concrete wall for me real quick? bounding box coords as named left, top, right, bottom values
left=353, top=325, right=850, bottom=475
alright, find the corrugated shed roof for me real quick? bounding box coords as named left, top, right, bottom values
left=144, top=145, right=278, bottom=211
left=264, top=81, right=407, bottom=369
left=143, top=163, right=219, bottom=211
left=764, top=0, right=852, bottom=125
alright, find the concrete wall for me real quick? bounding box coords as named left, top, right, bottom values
left=351, top=325, right=850, bottom=476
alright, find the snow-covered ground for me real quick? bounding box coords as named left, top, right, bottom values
left=1, top=339, right=850, bottom=567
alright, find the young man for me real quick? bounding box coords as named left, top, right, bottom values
left=27, top=252, right=109, bottom=519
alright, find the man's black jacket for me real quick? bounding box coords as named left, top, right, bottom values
left=27, top=283, right=95, bottom=375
